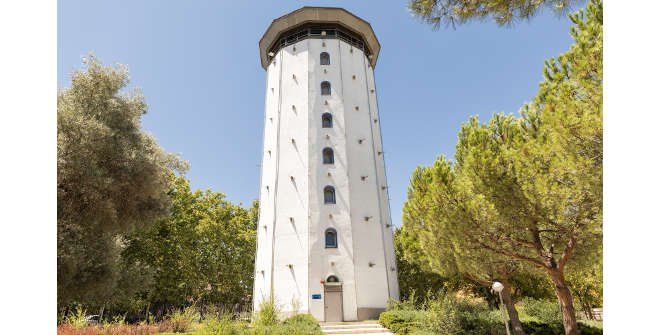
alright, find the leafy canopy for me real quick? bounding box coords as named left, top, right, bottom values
left=57, top=55, right=187, bottom=305
left=122, top=174, right=257, bottom=309
left=400, top=1, right=601, bottom=334
left=408, top=0, right=582, bottom=27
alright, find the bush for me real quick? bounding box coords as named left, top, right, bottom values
left=197, top=315, right=248, bottom=335
left=424, top=294, right=503, bottom=335
left=519, top=298, right=562, bottom=324
left=253, top=300, right=279, bottom=328
left=281, top=314, right=322, bottom=335
left=166, top=307, right=198, bottom=333
left=379, top=309, right=424, bottom=334
left=521, top=321, right=564, bottom=335
left=381, top=292, right=507, bottom=335
left=578, top=321, right=603, bottom=335
left=64, top=306, right=89, bottom=329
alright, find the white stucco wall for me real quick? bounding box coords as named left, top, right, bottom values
left=254, top=37, right=398, bottom=321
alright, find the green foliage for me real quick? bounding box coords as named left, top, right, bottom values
left=121, top=175, right=257, bottom=310
left=408, top=0, right=580, bottom=28
left=197, top=314, right=248, bottom=335
left=382, top=293, right=504, bottom=335
left=521, top=321, right=601, bottom=335
left=382, top=294, right=602, bottom=335
left=424, top=294, right=503, bottom=335
left=57, top=54, right=187, bottom=307
left=379, top=309, right=425, bottom=335
left=64, top=306, right=89, bottom=329
left=58, top=54, right=258, bottom=317
left=400, top=2, right=602, bottom=334
left=519, top=298, right=562, bottom=324
left=394, top=228, right=448, bottom=304
left=281, top=314, right=322, bottom=335
left=253, top=300, right=279, bottom=328
left=250, top=303, right=321, bottom=335
left=167, top=307, right=198, bottom=333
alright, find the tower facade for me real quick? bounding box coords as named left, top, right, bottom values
left=253, top=7, right=398, bottom=322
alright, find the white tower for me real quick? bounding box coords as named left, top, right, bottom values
left=253, top=7, right=399, bottom=322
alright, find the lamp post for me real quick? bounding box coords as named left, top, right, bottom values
left=492, top=281, right=511, bottom=335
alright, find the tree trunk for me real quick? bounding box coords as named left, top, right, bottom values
left=548, top=269, right=579, bottom=335
left=500, top=278, right=525, bottom=335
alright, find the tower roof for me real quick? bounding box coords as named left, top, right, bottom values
left=259, top=7, right=381, bottom=69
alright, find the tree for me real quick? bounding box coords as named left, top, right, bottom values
left=566, top=248, right=602, bottom=320
left=452, top=3, right=601, bottom=333
left=57, top=55, right=187, bottom=306
left=121, top=175, right=257, bottom=313
left=408, top=0, right=581, bottom=28
left=394, top=228, right=448, bottom=304
left=402, top=2, right=601, bottom=334
left=402, top=159, right=527, bottom=335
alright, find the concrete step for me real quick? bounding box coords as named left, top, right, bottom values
left=322, top=324, right=384, bottom=329
left=323, top=329, right=392, bottom=335
left=321, top=321, right=380, bottom=325
left=320, top=322, right=392, bottom=335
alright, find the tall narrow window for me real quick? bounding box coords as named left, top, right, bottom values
left=324, top=186, right=336, bottom=204
left=321, top=81, right=331, bottom=95
left=323, top=148, right=334, bottom=164
left=322, top=113, right=333, bottom=128
left=320, top=52, right=330, bottom=65
left=325, top=228, right=337, bottom=248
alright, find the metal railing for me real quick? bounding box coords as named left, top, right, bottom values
left=268, top=24, right=369, bottom=61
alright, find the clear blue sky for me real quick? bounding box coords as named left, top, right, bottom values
left=58, top=1, right=578, bottom=227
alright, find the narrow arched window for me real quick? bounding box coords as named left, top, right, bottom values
left=321, top=81, right=331, bottom=95
left=322, top=113, right=333, bottom=128
left=324, top=186, right=336, bottom=204
left=326, top=275, right=340, bottom=282
left=325, top=228, right=337, bottom=248
left=323, top=148, right=334, bottom=164
left=320, top=52, right=330, bottom=65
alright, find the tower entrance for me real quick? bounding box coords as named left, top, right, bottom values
left=324, top=276, right=343, bottom=322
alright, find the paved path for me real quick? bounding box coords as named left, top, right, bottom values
left=320, top=321, right=393, bottom=335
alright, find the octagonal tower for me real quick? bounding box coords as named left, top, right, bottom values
left=253, top=7, right=398, bottom=322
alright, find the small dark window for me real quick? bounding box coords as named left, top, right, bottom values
left=323, top=148, right=334, bottom=164
left=324, top=186, right=336, bottom=204
left=325, top=228, right=337, bottom=248
left=320, top=52, right=330, bottom=65
left=322, top=113, right=333, bottom=128
left=321, top=81, right=331, bottom=95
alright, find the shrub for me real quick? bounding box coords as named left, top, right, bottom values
left=379, top=309, right=424, bottom=334
left=253, top=300, right=279, bottom=328
left=281, top=314, right=322, bottom=335
left=65, top=306, right=89, bottom=329
left=519, top=320, right=602, bottom=335
left=166, top=306, right=198, bottom=333
left=519, top=298, right=562, bottom=324
left=578, top=321, right=603, bottom=335
left=521, top=321, right=564, bottom=335
left=424, top=294, right=503, bottom=335
left=380, top=294, right=603, bottom=335
left=197, top=315, right=248, bottom=335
